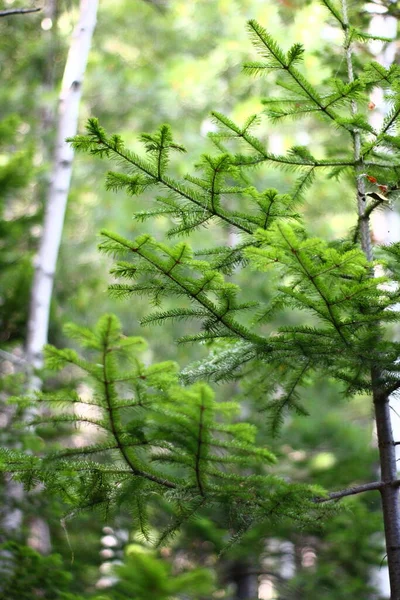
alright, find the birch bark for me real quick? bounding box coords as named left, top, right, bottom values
left=26, top=0, right=98, bottom=370
left=1, top=1, right=61, bottom=552
left=15, top=0, right=98, bottom=555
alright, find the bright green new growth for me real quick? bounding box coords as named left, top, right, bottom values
left=0, top=315, right=321, bottom=543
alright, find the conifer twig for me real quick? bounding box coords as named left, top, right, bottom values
left=96, top=136, right=255, bottom=236
left=103, top=230, right=267, bottom=345
left=247, top=20, right=348, bottom=131
left=277, top=224, right=351, bottom=348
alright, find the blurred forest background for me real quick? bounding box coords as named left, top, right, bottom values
left=0, top=0, right=399, bottom=598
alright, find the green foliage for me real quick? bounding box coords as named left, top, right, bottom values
left=0, top=315, right=321, bottom=545
left=0, top=116, right=37, bottom=345
left=0, top=542, right=75, bottom=600
left=94, top=547, right=215, bottom=600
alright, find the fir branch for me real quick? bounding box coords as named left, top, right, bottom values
left=70, top=120, right=255, bottom=236
left=276, top=224, right=351, bottom=348
left=379, top=102, right=400, bottom=139
left=102, top=230, right=266, bottom=345
left=352, top=28, right=394, bottom=44
left=361, top=62, right=400, bottom=89
left=2, top=315, right=307, bottom=534
left=291, top=167, right=316, bottom=202
left=246, top=20, right=347, bottom=130
left=102, top=315, right=176, bottom=489
left=212, top=111, right=355, bottom=170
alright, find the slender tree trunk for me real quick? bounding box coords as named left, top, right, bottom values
left=19, top=0, right=98, bottom=555
left=374, top=385, right=400, bottom=597
left=341, top=1, right=400, bottom=597
left=26, top=0, right=98, bottom=370
left=1, top=1, right=62, bottom=551
left=367, top=11, right=399, bottom=598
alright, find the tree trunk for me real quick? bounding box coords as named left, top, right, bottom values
left=26, top=0, right=98, bottom=370
left=20, top=0, right=98, bottom=555
left=341, top=1, right=400, bottom=597
left=367, top=11, right=399, bottom=599
left=374, top=387, right=400, bottom=599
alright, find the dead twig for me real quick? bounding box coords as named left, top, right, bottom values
left=0, top=8, right=41, bottom=17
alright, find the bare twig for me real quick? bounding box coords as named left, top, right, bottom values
left=315, top=479, right=400, bottom=503
left=0, top=8, right=41, bottom=17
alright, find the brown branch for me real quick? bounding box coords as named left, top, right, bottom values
left=314, top=479, right=400, bottom=503
left=0, top=8, right=41, bottom=17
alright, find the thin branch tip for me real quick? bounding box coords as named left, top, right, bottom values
left=0, top=8, right=41, bottom=17
left=315, top=479, right=400, bottom=503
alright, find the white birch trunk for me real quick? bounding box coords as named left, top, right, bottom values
left=13, top=0, right=98, bottom=555
left=26, top=0, right=98, bottom=370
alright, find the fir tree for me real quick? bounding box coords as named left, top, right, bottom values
left=3, top=0, right=400, bottom=596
